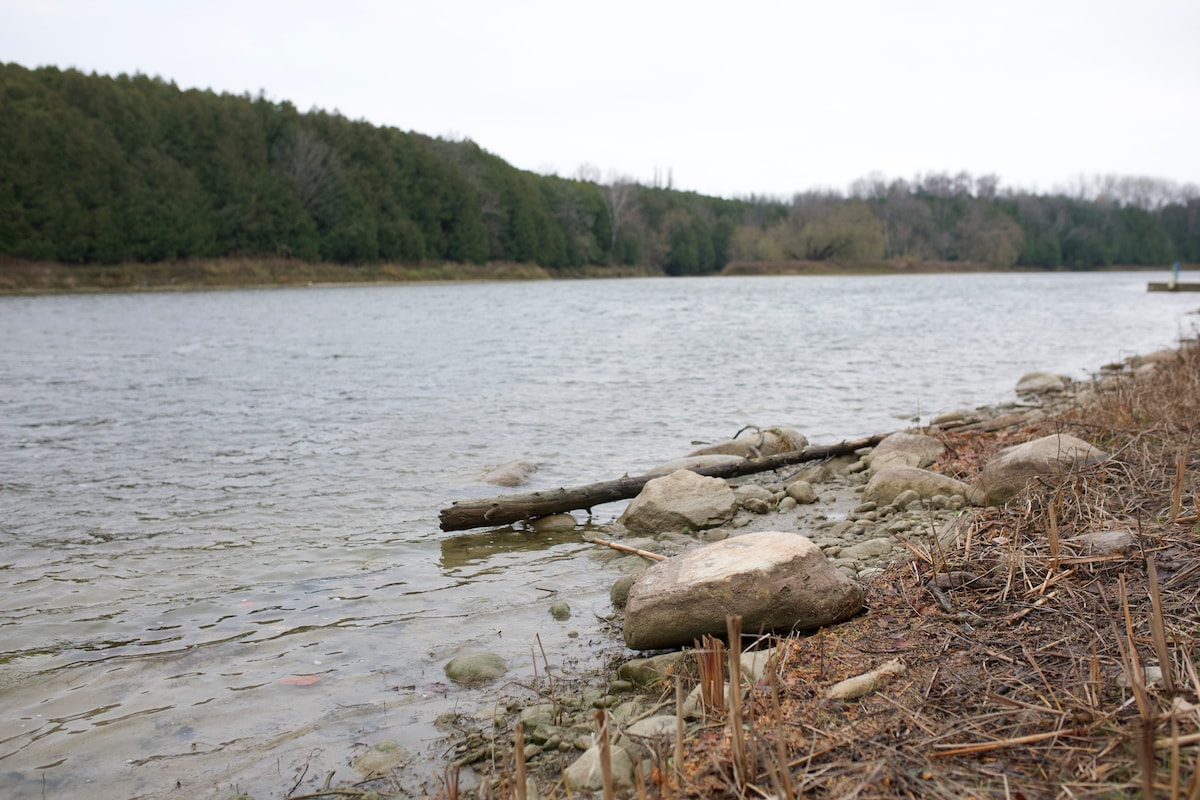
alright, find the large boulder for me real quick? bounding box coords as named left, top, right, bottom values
left=970, top=433, right=1108, bottom=505
left=862, top=466, right=971, bottom=507
left=623, top=531, right=864, bottom=650
left=865, top=432, right=945, bottom=474
left=688, top=428, right=807, bottom=459
left=618, top=469, right=737, bottom=534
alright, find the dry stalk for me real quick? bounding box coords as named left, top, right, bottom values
left=697, top=635, right=726, bottom=717
left=514, top=721, right=527, bottom=800
left=726, top=615, right=747, bottom=788
left=674, top=674, right=684, bottom=786
left=1145, top=557, right=1177, bottom=694
left=1172, top=448, right=1186, bottom=522
left=595, top=709, right=614, bottom=800
left=767, top=666, right=796, bottom=800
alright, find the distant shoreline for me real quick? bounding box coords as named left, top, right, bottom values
left=0, top=255, right=1177, bottom=297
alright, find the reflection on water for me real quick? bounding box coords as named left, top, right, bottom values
left=439, top=525, right=594, bottom=570
left=0, top=275, right=1195, bottom=798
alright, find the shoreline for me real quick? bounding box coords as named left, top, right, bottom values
left=0, top=255, right=1178, bottom=297
left=313, top=352, right=1179, bottom=798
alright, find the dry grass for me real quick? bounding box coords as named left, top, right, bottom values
left=658, top=341, right=1200, bottom=799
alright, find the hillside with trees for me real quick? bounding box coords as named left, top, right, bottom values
left=1, top=62, right=1197, bottom=281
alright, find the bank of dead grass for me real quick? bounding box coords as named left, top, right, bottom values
left=660, top=341, right=1199, bottom=800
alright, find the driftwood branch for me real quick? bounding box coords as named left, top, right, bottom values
left=588, top=537, right=667, bottom=561
left=438, top=433, right=887, bottom=532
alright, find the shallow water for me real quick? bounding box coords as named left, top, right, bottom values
left=0, top=273, right=1195, bottom=798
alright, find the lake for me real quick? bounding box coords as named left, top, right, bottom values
left=0, top=272, right=1196, bottom=798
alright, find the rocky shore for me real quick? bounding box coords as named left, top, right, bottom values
left=265, top=342, right=1196, bottom=799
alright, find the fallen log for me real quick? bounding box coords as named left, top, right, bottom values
left=438, top=433, right=888, bottom=532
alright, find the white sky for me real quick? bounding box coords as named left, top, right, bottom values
left=3, top=0, right=1198, bottom=199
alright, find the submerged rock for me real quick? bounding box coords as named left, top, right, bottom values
left=352, top=740, right=412, bottom=776
left=481, top=459, right=539, bottom=486
left=444, top=652, right=508, bottom=685
left=623, top=531, right=863, bottom=650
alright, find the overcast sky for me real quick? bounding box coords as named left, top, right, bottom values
left=3, top=0, right=1197, bottom=199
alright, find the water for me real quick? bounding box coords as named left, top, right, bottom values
left=0, top=273, right=1195, bottom=798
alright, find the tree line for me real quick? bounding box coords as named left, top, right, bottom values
left=2, top=62, right=1197, bottom=273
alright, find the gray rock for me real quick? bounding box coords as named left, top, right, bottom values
left=930, top=409, right=970, bottom=426
left=481, top=460, right=539, bottom=486
left=970, top=434, right=1108, bottom=505
left=529, top=513, right=576, bottom=532
left=1015, top=372, right=1068, bottom=396
left=618, top=651, right=693, bottom=687
left=840, top=537, right=895, bottom=561
left=1126, top=349, right=1178, bottom=369
left=863, top=466, right=971, bottom=508
left=444, top=652, right=508, bottom=685
left=866, top=432, right=945, bottom=473
left=689, top=428, right=807, bottom=459
left=618, top=469, right=737, bottom=534
left=784, top=480, right=818, bottom=504
left=549, top=602, right=571, bottom=620
left=610, top=575, right=636, bottom=609
left=623, top=531, right=864, bottom=650
left=733, top=484, right=775, bottom=504
left=741, top=497, right=772, bottom=514
left=565, top=734, right=637, bottom=792
left=1066, top=529, right=1134, bottom=554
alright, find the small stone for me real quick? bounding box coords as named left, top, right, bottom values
left=611, top=576, right=636, bottom=609
left=785, top=480, right=819, bottom=504
left=778, top=496, right=798, bottom=512
left=567, top=630, right=579, bottom=638
left=607, top=680, right=635, bottom=694
left=529, top=513, right=577, bottom=532
left=549, top=602, right=571, bottom=621
left=742, top=497, right=771, bottom=514
left=444, top=652, right=508, bottom=685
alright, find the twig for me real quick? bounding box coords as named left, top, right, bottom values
left=929, top=726, right=1089, bottom=757
left=589, top=537, right=667, bottom=561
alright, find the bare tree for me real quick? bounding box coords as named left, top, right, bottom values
left=272, top=128, right=340, bottom=223
left=603, top=171, right=639, bottom=253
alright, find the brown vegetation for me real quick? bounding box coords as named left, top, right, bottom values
left=660, top=342, right=1200, bottom=799
left=0, top=255, right=664, bottom=294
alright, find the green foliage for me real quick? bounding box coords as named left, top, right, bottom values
left=0, top=63, right=1195, bottom=272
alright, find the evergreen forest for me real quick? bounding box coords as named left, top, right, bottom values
left=2, top=62, right=1198, bottom=276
